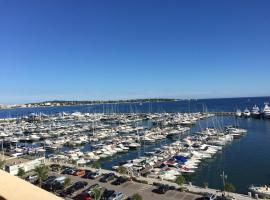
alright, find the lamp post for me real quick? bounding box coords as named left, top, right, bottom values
left=1, top=139, right=4, bottom=159
left=220, top=171, right=227, bottom=195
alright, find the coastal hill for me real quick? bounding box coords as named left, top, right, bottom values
left=0, top=98, right=180, bottom=109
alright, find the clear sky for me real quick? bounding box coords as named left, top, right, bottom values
left=0, top=0, right=269, bottom=104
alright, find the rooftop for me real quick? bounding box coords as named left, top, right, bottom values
left=0, top=170, right=62, bottom=200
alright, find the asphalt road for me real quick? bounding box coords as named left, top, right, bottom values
left=51, top=172, right=201, bottom=200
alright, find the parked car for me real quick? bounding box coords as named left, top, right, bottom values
left=216, top=196, right=233, bottom=200
left=111, top=176, right=127, bottom=185
left=83, top=183, right=102, bottom=194
left=108, top=191, right=124, bottom=200
left=82, top=170, right=93, bottom=178
left=101, top=189, right=115, bottom=200
left=60, top=181, right=87, bottom=197
left=41, top=176, right=57, bottom=190
left=152, top=184, right=171, bottom=194
left=196, top=193, right=218, bottom=200
left=51, top=176, right=67, bottom=191
left=74, top=169, right=86, bottom=177
left=73, top=192, right=93, bottom=200
left=42, top=176, right=66, bottom=191
left=99, top=173, right=117, bottom=183
left=86, top=171, right=102, bottom=179
left=62, top=167, right=76, bottom=175
left=26, top=174, right=39, bottom=184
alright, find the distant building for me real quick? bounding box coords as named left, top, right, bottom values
left=4, top=156, right=45, bottom=175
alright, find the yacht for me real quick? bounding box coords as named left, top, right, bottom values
left=251, top=105, right=261, bottom=118
left=262, top=103, right=270, bottom=119
left=243, top=108, right=251, bottom=117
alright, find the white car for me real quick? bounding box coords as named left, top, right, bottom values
left=108, top=191, right=124, bottom=200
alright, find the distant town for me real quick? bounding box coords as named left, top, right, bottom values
left=0, top=98, right=180, bottom=110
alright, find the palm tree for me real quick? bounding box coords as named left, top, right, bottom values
left=17, top=168, right=26, bottom=178
left=117, top=166, right=127, bottom=175
left=131, top=193, right=143, bottom=200
left=34, top=165, right=49, bottom=187
left=225, top=183, right=236, bottom=193
left=175, top=175, right=185, bottom=186
left=92, top=187, right=102, bottom=200
left=64, top=177, right=71, bottom=187
left=0, top=159, right=5, bottom=170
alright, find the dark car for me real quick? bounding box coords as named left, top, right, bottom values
left=82, top=170, right=93, bottom=178
left=99, top=173, right=116, bottom=183
left=101, top=189, right=115, bottom=200
left=60, top=181, right=88, bottom=197
left=152, top=184, right=171, bottom=194
left=52, top=181, right=65, bottom=191
left=111, top=176, right=127, bottom=185
left=85, top=171, right=102, bottom=179
left=62, top=167, right=76, bottom=175
left=41, top=176, right=57, bottom=190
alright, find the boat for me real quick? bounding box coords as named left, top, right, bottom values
left=29, top=134, right=41, bottom=141
left=235, top=109, right=242, bottom=117
left=249, top=185, right=270, bottom=198
left=140, top=137, right=155, bottom=144
left=128, top=142, right=141, bottom=149
left=251, top=105, right=261, bottom=118
left=262, top=103, right=270, bottom=119
left=243, top=108, right=251, bottom=117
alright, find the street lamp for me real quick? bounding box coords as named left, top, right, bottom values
left=220, top=171, right=227, bottom=195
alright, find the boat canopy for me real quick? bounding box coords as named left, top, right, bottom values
left=174, top=155, right=188, bottom=163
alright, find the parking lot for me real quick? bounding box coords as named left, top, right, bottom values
left=50, top=170, right=201, bottom=200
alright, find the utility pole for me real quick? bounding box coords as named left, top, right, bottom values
left=220, top=171, right=227, bottom=195
left=1, top=139, right=3, bottom=159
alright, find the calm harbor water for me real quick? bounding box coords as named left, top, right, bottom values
left=1, top=97, right=270, bottom=194
left=1, top=96, right=270, bottom=118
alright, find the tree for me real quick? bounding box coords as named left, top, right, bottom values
left=17, top=168, right=26, bottom=178
left=92, top=187, right=102, bottom=200
left=175, top=175, right=186, bottom=186
left=64, top=177, right=71, bottom=187
left=34, top=165, right=49, bottom=187
left=203, top=182, right=208, bottom=188
left=224, top=183, right=236, bottom=193
left=0, top=160, right=5, bottom=170
left=90, top=162, right=101, bottom=169
left=131, top=193, right=143, bottom=200
left=117, top=166, right=127, bottom=175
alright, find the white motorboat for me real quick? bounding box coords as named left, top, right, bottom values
left=140, top=137, right=155, bottom=144
left=30, top=134, right=41, bottom=141
left=128, top=142, right=141, bottom=149
left=243, top=108, right=251, bottom=117
left=262, top=103, right=270, bottom=119
left=251, top=105, right=261, bottom=118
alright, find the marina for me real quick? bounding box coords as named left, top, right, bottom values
left=1, top=97, right=270, bottom=197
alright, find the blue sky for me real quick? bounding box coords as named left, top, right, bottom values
left=0, top=0, right=270, bottom=104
